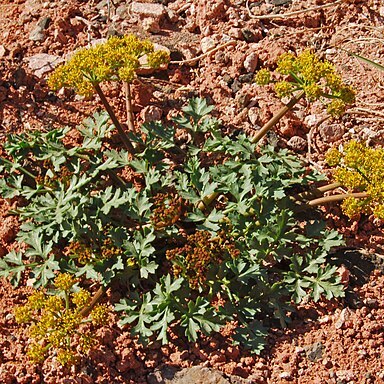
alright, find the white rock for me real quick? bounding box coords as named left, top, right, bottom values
left=142, top=17, right=161, bottom=33
left=248, top=107, right=260, bottom=125
left=25, top=53, right=64, bottom=77
left=279, top=372, right=292, bottom=379
left=131, top=2, right=166, bottom=21
left=243, top=52, right=258, bottom=73
left=288, top=136, right=307, bottom=151
left=140, top=105, right=163, bottom=123
left=201, top=37, right=216, bottom=53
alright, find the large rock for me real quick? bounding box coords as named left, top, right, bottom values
left=147, top=365, right=254, bottom=384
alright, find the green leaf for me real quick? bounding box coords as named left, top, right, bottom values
left=116, top=292, right=155, bottom=341
left=0, top=250, right=26, bottom=286
left=349, top=53, right=384, bottom=72
left=31, top=255, right=60, bottom=287
left=180, top=297, right=222, bottom=342
left=232, top=320, right=268, bottom=354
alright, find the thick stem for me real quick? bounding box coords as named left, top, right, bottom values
left=79, top=286, right=107, bottom=317
left=197, top=192, right=219, bottom=212
left=317, top=182, right=343, bottom=193
left=93, top=83, right=135, bottom=154
left=308, top=192, right=369, bottom=207
left=123, top=81, right=136, bottom=132
left=251, top=90, right=305, bottom=144
left=294, top=182, right=343, bottom=202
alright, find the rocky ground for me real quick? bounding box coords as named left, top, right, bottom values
left=1, top=0, right=384, bottom=383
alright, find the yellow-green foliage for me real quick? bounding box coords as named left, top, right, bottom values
left=255, top=50, right=355, bottom=117
left=48, top=34, right=170, bottom=97
left=326, top=140, right=384, bottom=219
left=14, top=273, right=110, bottom=365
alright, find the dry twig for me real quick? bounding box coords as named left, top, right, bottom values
left=170, top=40, right=237, bottom=65
left=246, top=0, right=343, bottom=20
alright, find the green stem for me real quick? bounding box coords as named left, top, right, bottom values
left=355, top=167, right=371, bottom=184
left=196, top=192, right=219, bottom=212
left=0, top=157, right=37, bottom=179
left=64, top=291, right=70, bottom=311
left=251, top=90, right=305, bottom=144
left=93, top=84, right=136, bottom=154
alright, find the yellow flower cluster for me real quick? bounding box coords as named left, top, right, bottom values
left=326, top=140, right=384, bottom=218
left=48, top=35, right=170, bottom=97
left=54, top=273, right=77, bottom=291
left=13, top=274, right=111, bottom=365
left=254, top=68, right=271, bottom=86
left=255, top=50, right=355, bottom=116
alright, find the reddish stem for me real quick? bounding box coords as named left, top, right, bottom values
left=93, top=83, right=135, bottom=154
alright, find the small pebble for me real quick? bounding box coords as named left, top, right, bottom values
left=279, top=371, right=292, bottom=379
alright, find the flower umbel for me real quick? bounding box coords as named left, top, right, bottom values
left=48, top=35, right=170, bottom=97
left=327, top=140, right=384, bottom=218
left=13, top=276, right=112, bottom=366
left=255, top=50, right=355, bottom=116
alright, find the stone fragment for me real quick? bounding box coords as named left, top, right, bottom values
left=25, top=53, right=64, bottom=77
left=131, top=2, right=166, bottom=20
left=287, top=135, right=307, bottom=151
left=304, top=342, right=324, bottom=362
left=228, top=27, right=242, bottom=39
left=115, top=4, right=129, bottom=19
left=0, top=86, right=8, bottom=102
left=201, top=36, right=216, bottom=53
left=36, top=16, right=51, bottom=29
left=147, top=366, right=178, bottom=384
left=142, top=17, right=161, bottom=33
left=243, top=52, right=258, bottom=73
left=335, top=370, right=356, bottom=381
left=29, top=16, right=51, bottom=42
left=116, top=348, right=141, bottom=373
left=0, top=217, right=18, bottom=243
left=335, top=307, right=352, bottom=329
left=322, top=358, right=333, bottom=369
left=0, top=45, right=7, bottom=57
left=0, top=243, right=7, bottom=258
left=54, top=29, right=68, bottom=44
left=279, top=371, right=292, bottom=380
left=319, top=122, right=344, bottom=142
left=173, top=366, right=230, bottom=384
left=29, top=26, right=45, bottom=42
left=140, top=105, right=163, bottom=123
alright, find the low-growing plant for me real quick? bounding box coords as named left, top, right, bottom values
left=0, top=97, right=345, bottom=362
